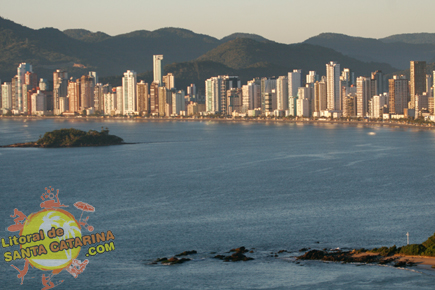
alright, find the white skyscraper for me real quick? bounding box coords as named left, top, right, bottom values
left=153, top=55, right=164, bottom=85
left=122, top=70, right=137, bottom=115
left=326, top=61, right=340, bottom=110
left=288, top=70, right=302, bottom=116
left=276, top=76, right=288, bottom=110
left=2, top=82, right=12, bottom=110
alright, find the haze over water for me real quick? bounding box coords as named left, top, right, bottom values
left=1, top=119, right=435, bottom=289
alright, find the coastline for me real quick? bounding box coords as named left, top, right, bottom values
left=1, top=115, right=434, bottom=130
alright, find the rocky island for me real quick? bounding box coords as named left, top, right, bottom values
left=2, top=128, right=125, bottom=148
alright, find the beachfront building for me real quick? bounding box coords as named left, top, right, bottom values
left=389, top=75, right=408, bottom=115
left=122, top=70, right=137, bottom=115
left=326, top=61, right=340, bottom=110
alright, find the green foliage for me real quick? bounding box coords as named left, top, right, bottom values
left=370, top=245, right=397, bottom=256
left=36, top=128, right=123, bottom=147
left=422, top=233, right=435, bottom=248
left=423, top=246, right=435, bottom=256
left=398, top=244, right=426, bottom=255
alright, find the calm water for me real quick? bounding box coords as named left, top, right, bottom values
left=1, top=118, right=435, bottom=289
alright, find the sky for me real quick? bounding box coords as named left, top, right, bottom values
left=2, top=0, right=435, bottom=44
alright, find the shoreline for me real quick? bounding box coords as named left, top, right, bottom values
left=1, top=115, right=434, bottom=130
left=298, top=249, right=435, bottom=273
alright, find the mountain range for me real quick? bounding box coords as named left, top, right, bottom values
left=1, top=16, right=435, bottom=92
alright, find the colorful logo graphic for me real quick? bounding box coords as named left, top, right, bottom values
left=2, top=187, right=115, bottom=289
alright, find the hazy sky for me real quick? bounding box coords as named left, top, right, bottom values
left=2, top=0, right=435, bottom=43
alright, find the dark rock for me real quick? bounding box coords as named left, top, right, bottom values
left=278, top=250, right=287, bottom=253
left=214, top=255, right=225, bottom=260
left=298, top=250, right=325, bottom=260
left=394, top=261, right=407, bottom=267
left=299, top=248, right=308, bottom=252
left=176, top=250, right=197, bottom=256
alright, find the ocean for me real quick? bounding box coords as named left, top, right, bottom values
left=1, top=118, right=435, bottom=289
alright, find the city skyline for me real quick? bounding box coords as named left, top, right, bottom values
left=2, top=0, right=435, bottom=44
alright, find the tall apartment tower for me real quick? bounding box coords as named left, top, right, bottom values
left=163, top=73, right=175, bottom=90
left=137, top=81, right=149, bottom=114
left=306, top=71, right=319, bottom=84
left=389, top=75, right=409, bottom=114
left=53, top=70, right=68, bottom=114
left=288, top=70, right=302, bottom=116
left=410, top=61, right=426, bottom=109
left=205, top=75, right=240, bottom=114
left=150, top=81, right=160, bottom=114
left=68, top=79, right=81, bottom=113
left=314, top=77, right=327, bottom=113
left=2, top=82, right=12, bottom=110
left=89, top=72, right=98, bottom=86
left=371, top=70, right=384, bottom=94
left=79, top=75, right=95, bottom=110
left=153, top=55, right=164, bottom=85
left=326, top=61, right=340, bottom=110
left=356, top=76, right=371, bottom=117
left=276, top=76, right=288, bottom=110
left=122, top=70, right=137, bottom=115
left=17, top=63, right=32, bottom=112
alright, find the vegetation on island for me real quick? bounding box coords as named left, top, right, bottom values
left=4, top=128, right=124, bottom=148
left=368, top=232, right=435, bottom=257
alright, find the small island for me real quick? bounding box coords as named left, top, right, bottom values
left=2, top=128, right=125, bottom=148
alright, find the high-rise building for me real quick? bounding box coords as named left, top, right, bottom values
left=314, top=77, right=327, bottom=114
left=205, top=75, right=240, bottom=114
left=276, top=76, right=288, bottom=110
left=89, top=72, right=98, bottom=86
left=306, top=71, right=319, bottom=84
left=426, top=74, right=433, bottom=98
left=11, top=76, right=18, bottom=111
left=389, top=75, right=408, bottom=114
left=30, top=90, right=46, bottom=115
left=287, top=70, right=302, bottom=115
left=94, top=83, right=111, bottom=113
left=163, top=73, right=175, bottom=90
left=371, top=70, right=385, bottom=94
left=371, top=93, right=389, bottom=119
left=17, top=63, right=32, bottom=112
left=80, top=75, right=95, bottom=110
left=53, top=70, right=68, bottom=115
left=122, top=70, right=137, bottom=115
left=326, top=61, right=340, bottom=110
left=149, top=81, right=159, bottom=114
left=1, top=82, right=12, bottom=110
left=410, top=61, right=426, bottom=109
left=340, top=68, right=354, bottom=87
left=158, top=87, right=167, bottom=116
left=172, top=90, right=186, bottom=115
left=39, top=79, right=49, bottom=91
left=67, top=78, right=80, bottom=113
left=356, top=76, right=371, bottom=117
left=137, top=81, right=149, bottom=115
left=242, top=79, right=260, bottom=112
left=153, top=55, right=164, bottom=85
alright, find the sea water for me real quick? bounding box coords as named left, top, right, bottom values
left=1, top=118, right=435, bottom=289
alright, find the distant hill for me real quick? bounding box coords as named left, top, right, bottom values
left=380, top=33, right=435, bottom=45
left=220, top=33, right=269, bottom=43
left=101, top=38, right=398, bottom=93
left=0, top=18, right=223, bottom=80
left=197, top=38, right=396, bottom=74
left=63, top=29, right=111, bottom=43
left=304, top=33, right=435, bottom=69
